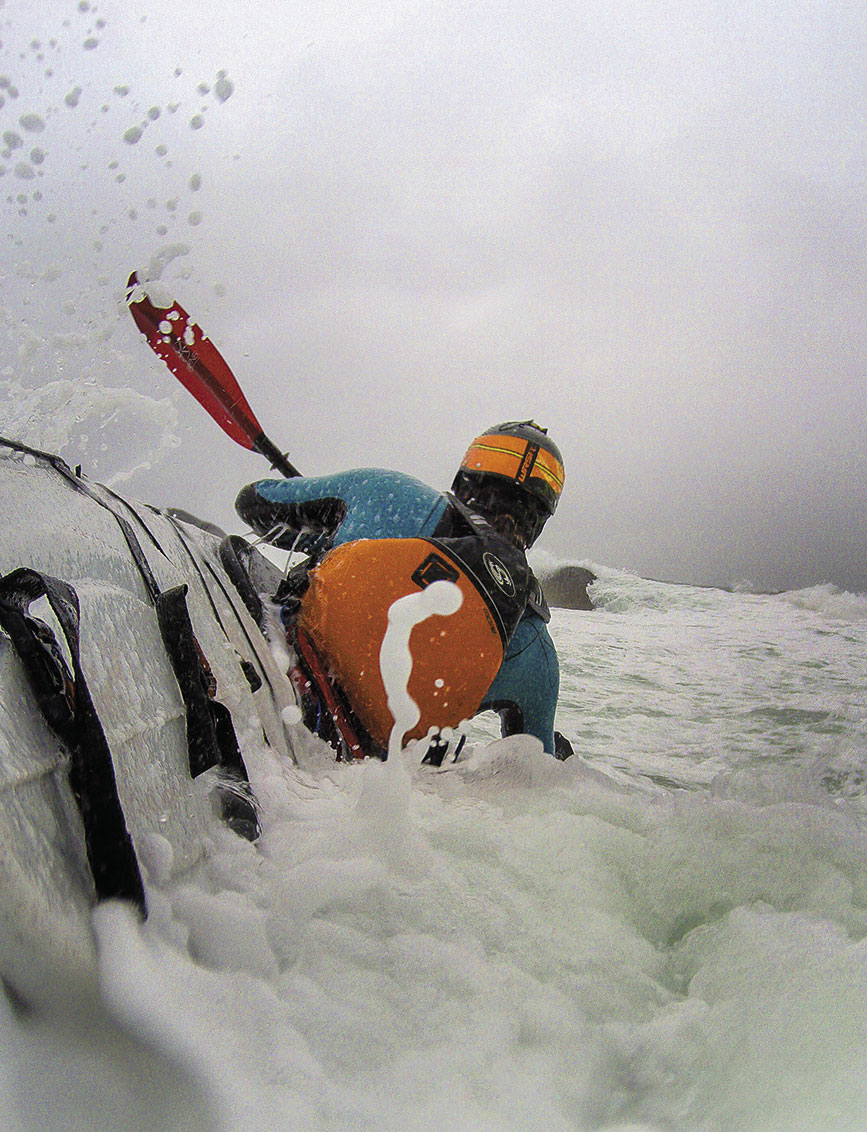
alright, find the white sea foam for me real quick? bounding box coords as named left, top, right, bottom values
left=781, top=582, right=867, bottom=621
left=0, top=515, right=866, bottom=1130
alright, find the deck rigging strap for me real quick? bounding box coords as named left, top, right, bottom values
left=0, top=567, right=147, bottom=913
left=0, top=435, right=259, bottom=839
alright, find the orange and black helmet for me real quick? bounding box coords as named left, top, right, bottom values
left=452, top=421, right=564, bottom=546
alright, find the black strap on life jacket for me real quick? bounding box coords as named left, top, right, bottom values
left=0, top=568, right=147, bottom=914
left=444, top=492, right=551, bottom=625
left=428, top=494, right=534, bottom=645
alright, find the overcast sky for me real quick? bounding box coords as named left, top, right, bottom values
left=2, top=0, right=865, bottom=592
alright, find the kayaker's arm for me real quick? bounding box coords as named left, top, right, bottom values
left=235, top=481, right=346, bottom=552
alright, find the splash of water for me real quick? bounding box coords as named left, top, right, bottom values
left=348, top=579, right=464, bottom=870
left=0, top=376, right=180, bottom=485
left=378, top=579, right=464, bottom=765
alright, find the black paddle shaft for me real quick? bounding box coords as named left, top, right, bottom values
left=253, top=432, right=301, bottom=478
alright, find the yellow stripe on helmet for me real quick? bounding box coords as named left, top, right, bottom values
left=462, top=436, right=565, bottom=497
left=530, top=446, right=565, bottom=492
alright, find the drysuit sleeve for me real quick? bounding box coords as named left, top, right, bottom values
left=480, top=611, right=559, bottom=755
left=236, top=469, right=447, bottom=551
left=235, top=477, right=348, bottom=554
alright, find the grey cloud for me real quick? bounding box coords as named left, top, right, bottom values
left=2, top=0, right=865, bottom=592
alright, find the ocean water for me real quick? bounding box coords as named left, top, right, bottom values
left=3, top=564, right=866, bottom=1132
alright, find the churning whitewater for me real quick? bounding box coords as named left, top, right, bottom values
left=1, top=473, right=866, bottom=1131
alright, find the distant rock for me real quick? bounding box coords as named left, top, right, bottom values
left=539, top=565, right=597, bottom=611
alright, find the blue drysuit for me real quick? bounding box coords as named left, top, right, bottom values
left=236, top=468, right=559, bottom=753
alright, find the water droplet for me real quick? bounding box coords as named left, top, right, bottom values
left=214, top=76, right=234, bottom=103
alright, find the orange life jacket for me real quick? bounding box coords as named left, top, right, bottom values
left=297, top=535, right=529, bottom=748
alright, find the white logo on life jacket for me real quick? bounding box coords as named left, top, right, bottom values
left=483, top=552, right=515, bottom=596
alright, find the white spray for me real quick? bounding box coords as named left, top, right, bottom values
left=350, top=580, right=463, bottom=862
left=378, top=579, right=463, bottom=766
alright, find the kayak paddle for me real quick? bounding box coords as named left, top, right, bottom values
left=126, top=271, right=299, bottom=478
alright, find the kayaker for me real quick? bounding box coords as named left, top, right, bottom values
left=235, top=421, right=572, bottom=761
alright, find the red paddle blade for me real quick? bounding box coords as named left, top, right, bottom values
left=126, top=272, right=261, bottom=451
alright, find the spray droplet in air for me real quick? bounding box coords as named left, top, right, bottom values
left=214, top=73, right=234, bottom=103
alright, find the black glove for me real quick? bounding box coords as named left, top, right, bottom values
left=553, top=731, right=574, bottom=760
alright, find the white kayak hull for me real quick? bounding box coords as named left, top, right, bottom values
left=0, top=442, right=297, bottom=1005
